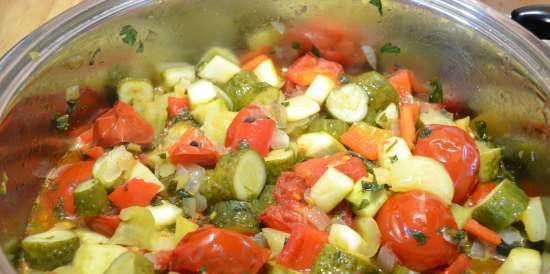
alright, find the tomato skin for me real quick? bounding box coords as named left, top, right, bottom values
left=273, top=172, right=307, bottom=204
left=277, top=224, right=329, bottom=271
left=167, top=96, right=190, bottom=118
left=293, top=152, right=367, bottom=187
left=376, top=191, right=458, bottom=272
left=169, top=127, right=219, bottom=166
left=414, top=125, right=480, bottom=203
left=108, top=179, right=160, bottom=209
left=225, top=106, right=276, bottom=157
left=170, top=226, right=270, bottom=274
left=93, top=101, right=154, bottom=147
left=43, top=161, right=95, bottom=215
left=332, top=201, right=355, bottom=229
left=466, top=182, right=496, bottom=206
left=85, top=214, right=121, bottom=237
left=260, top=202, right=310, bottom=233
left=286, top=53, right=344, bottom=86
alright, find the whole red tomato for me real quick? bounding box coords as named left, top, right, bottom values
left=414, top=125, right=480, bottom=203
left=170, top=226, right=270, bottom=274
left=376, top=191, right=458, bottom=272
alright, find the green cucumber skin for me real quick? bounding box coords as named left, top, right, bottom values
left=199, top=169, right=232, bottom=203
left=265, top=149, right=297, bottom=184
left=22, top=232, right=80, bottom=271
left=104, top=251, right=154, bottom=274
left=351, top=71, right=398, bottom=125
left=477, top=142, right=502, bottom=182
left=311, top=244, right=382, bottom=274
left=472, top=180, right=529, bottom=230
left=209, top=200, right=260, bottom=234
left=307, top=118, right=350, bottom=140
left=251, top=184, right=275, bottom=215
left=222, top=71, right=264, bottom=110
left=74, top=179, right=109, bottom=217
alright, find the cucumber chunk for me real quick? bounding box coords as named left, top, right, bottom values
left=117, top=78, right=154, bottom=106
left=22, top=230, right=79, bottom=271
left=418, top=107, right=454, bottom=127
left=160, top=63, right=196, bottom=89
left=209, top=200, right=260, bottom=234
left=246, top=24, right=283, bottom=50
left=520, top=197, right=547, bottom=242
left=296, top=132, right=346, bottom=159
left=262, top=228, right=289, bottom=258
left=375, top=103, right=399, bottom=130
left=472, top=179, right=528, bottom=230
left=450, top=204, right=473, bottom=229
left=251, top=86, right=285, bottom=106
left=147, top=200, right=183, bottom=228
left=329, top=223, right=371, bottom=260
left=222, top=71, right=263, bottom=110
left=265, top=147, right=297, bottom=184
left=254, top=59, right=283, bottom=87
left=196, top=48, right=241, bottom=83
left=377, top=137, right=412, bottom=168
left=73, top=179, right=108, bottom=217
left=191, top=98, right=229, bottom=124
left=476, top=141, right=503, bottom=182
left=352, top=71, right=398, bottom=124
left=495, top=247, right=541, bottom=274
left=355, top=217, right=382, bottom=259
left=104, top=251, right=155, bottom=274
left=284, top=95, right=320, bottom=122
left=251, top=184, right=275, bottom=214
left=174, top=215, right=198, bottom=242
left=310, top=168, right=354, bottom=212
left=187, top=79, right=220, bottom=108
left=307, top=118, right=349, bottom=139
left=326, top=84, right=369, bottom=123
left=110, top=207, right=156, bottom=250
left=305, top=74, right=337, bottom=104
left=311, top=244, right=381, bottom=274
left=92, top=146, right=136, bottom=188
left=72, top=244, right=127, bottom=274
left=346, top=180, right=390, bottom=218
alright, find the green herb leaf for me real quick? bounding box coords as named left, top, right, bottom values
left=67, top=99, right=77, bottom=113
left=88, top=47, right=102, bottom=65
left=389, top=155, right=398, bottom=163
left=159, top=152, right=167, bottom=160
left=380, top=42, right=400, bottom=54
left=474, top=120, right=488, bottom=141
left=311, top=46, right=321, bottom=57
left=281, top=101, right=290, bottom=107
left=418, top=127, right=432, bottom=139
left=120, top=25, right=138, bottom=46
left=385, top=139, right=398, bottom=152
left=136, top=40, right=144, bottom=53
left=291, top=41, right=301, bottom=50
left=0, top=172, right=7, bottom=196
left=428, top=80, right=443, bottom=103
left=407, top=228, right=428, bottom=245
left=54, top=114, right=70, bottom=132
left=369, top=0, right=383, bottom=15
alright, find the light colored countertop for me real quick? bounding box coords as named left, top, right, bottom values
left=0, top=0, right=546, bottom=57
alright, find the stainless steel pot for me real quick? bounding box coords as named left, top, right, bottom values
left=0, top=0, right=548, bottom=273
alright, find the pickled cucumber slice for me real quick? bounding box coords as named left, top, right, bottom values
left=352, top=71, right=398, bottom=125
left=307, top=118, right=349, bottom=139
left=117, top=78, right=154, bottom=105
left=22, top=230, right=79, bottom=271
left=346, top=180, right=390, bottom=218
left=104, top=251, right=154, bottom=274
left=72, top=244, right=127, bottom=274
left=209, top=200, right=260, bottom=234
left=476, top=141, right=502, bottom=182
left=251, top=184, right=275, bottom=214
left=222, top=71, right=262, bottom=110
left=73, top=179, right=108, bottom=217
left=265, top=147, right=297, bottom=184
left=311, top=244, right=381, bottom=274
left=326, top=84, right=369, bottom=123
left=472, top=179, right=528, bottom=230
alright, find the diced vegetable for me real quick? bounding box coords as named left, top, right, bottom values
left=125, top=161, right=165, bottom=190
left=270, top=128, right=290, bottom=150
left=73, top=179, right=109, bottom=217
left=399, top=104, right=420, bottom=149
left=262, top=228, right=290, bottom=258
left=286, top=53, right=344, bottom=86
left=197, top=50, right=241, bottom=83
left=355, top=217, right=381, bottom=258
left=110, top=206, right=156, bottom=250
left=117, top=78, right=154, bottom=106
left=310, top=168, right=354, bottom=212
left=222, top=71, right=264, bottom=110
left=375, top=102, right=399, bottom=129
left=471, top=179, right=528, bottom=230
left=340, top=122, right=392, bottom=160
left=22, top=229, right=80, bottom=271
left=378, top=137, right=412, bottom=168
left=326, top=84, right=369, bottom=123
left=72, top=244, right=127, bottom=274
left=346, top=179, right=390, bottom=217
left=251, top=86, right=285, bottom=106
left=296, top=132, right=346, bottom=159
left=254, top=59, right=283, bottom=87
left=251, top=184, right=276, bottom=214
left=160, top=63, right=196, bottom=89
left=495, top=247, right=541, bottom=274
left=168, top=127, right=219, bottom=167
left=92, top=146, right=136, bottom=188
left=246, top=24, right=283, bottom=50
left=186, top=79, right=220, bottom=108
left=464, top=219, right=502, bottom=246
left=307, top=118, right=349, bottom=139
left=267, top=261, right=302, bottom=274
left=174, top=215, right=199, bottom=242
left=201, top=108, right=237, bottom=146
left=197, top=47, right=240, bottom=69
left=450, top=204, right=473, bottom=229
left=225, top=105, right=276, bottom=156
left=520, top=197, right=547, bottom=242
left=476, top=141, right=503, bottom=182
left=162, top=121, right=192, bottom=149
left=352, top=71, right=399, bottom=124
left=328, top=223, right=371, bottom=260
left=277, top=225, right=328, bottom=271
left=103, top=251, right=155, bottom=274
left=418, top=107, right=454, bottom=127
left=387, top=156, right=454, bottom=204
left=265, top=147, right=298, bottom=184
left=139, top=93, right=169, bottom=137
left=305, top=74, right=336, bottom=104
left=441, top=254, right=471, bottom=274
left=167, top=96, right=190, bottom=118
left=191, top=98, right=229, bottom=124
left=74, top=229, right=109, bottom=245
left=311, top=244, right=380, bottom=274
left=209, top=200, right=260, bottom=234
left=147, top=200, right=183, bottom=228
left=284, top=95, right=320, bottom=122
left=391, top=265, right=420, bottom=274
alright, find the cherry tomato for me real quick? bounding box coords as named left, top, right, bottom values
left=108, top=179, right=161, bottom=209
left=169, top=127, right=219, bottom=166
left=293, top=152, right=367, bottom=187
left=466, top=182, right=496, bottom=206
left=376, top=191, right=458, bottom=272
left=286, top=53, right=344, bottom=86
left=260, top=201, right=330, bottom=233
left=273, top=172, right=307, bottom=204
left=170, top=226, right=270, bottom=274
left=414, top=125, right=480, bottom=203
left=93, top=101, right=154, bottom=147
left=277, top=224, right=328, bottom=271
left=85, top=214, right=121, bottom=237
left=167, top=96, right=190, bottom=118
left=225, top=105, right=275, bottom=156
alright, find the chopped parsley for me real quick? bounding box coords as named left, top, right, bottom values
left=349, top=151, right=378, bottom=183
left=281, top=101, right=290, bottom=107
left=291, top=41, right=301, bottom=49
left=120, top=25, right=138, bottom=46
left=389, top=155, right=398, bottom=163
left=361, top=181, right=383, bottom=192
left=418, top=127, right=432, bottom=139
left=54, top=114, right=70, bottom=132
left=136, top=40, right=144, bottom=53
left=175, top=189, right=194, bottom=199
left=67, top=99, right=77, bottom=113
left=311, top=46, right=321, bottom=57
left=358, top=199, right=370, bottom=210
left=159, top=152, right=167, bottom=160
left=406, top=228, right=428, bottom=245
left=369, top=0, right=383, bottom=15
left=380, top=42, right=400, bottom=54
left=474, top=120, right=489, bottom=141
left=0, top=172, right=7, bottom=196
left=428, top=79, right=443, bottom=103
left=88, top=47, right=102, bottom=65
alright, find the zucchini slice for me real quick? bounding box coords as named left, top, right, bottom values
left=496, top=247, right=541, bottom=274
left=197, top=54, right=241, bottom=83
left=265, top=147, right=297, bottom=184
left=351, top=71, right=398, bottom=125
left=520, top=197, right=547, bottom=242
left=174, top=215, right=199, bottom=242
left=160, top=63, right=196, bottom=89
left=147, top=200, right=183, bottom=228
left=305, top=74, right=336, bottom=104
left=377, top=137, right=412, bottom=168
left=254, top=59, right=283, bottom=87
left=104, top=251, right=154, bottom=274
left=117, top=78, right=154, bottom=106
left=284, top=95, right=320, bottom=122
left=73, top=179, right=109, bottom=217
left=92, top=146, right=136, bottom=188
left=22, top=230, right=80, bottom=271
left=476, top=141, right=503, bottom=182
left=72, top=244, right=127, bottom=274
left=472, top=179, right=528, bottom=230
left=326, top=84, right=369, bottom=123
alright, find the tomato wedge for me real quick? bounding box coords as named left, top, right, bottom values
left=225, top=105, right=276, bottom=157
left=170, top=226, right=270, bottom=274
left=108, top=178, right=161, bottom=209
left=169, top=127, right=219, bottom=166
left=260, top=200, right=331, bottom=233
left=293, top=152, right=367, bottom=187
left=167, top=96, right=190, bottom=118
left=286, top=53, right=344, bottom=86
left=414, top=125, right=480, bottom=203
left=277, top=224, right=329, bottom=271
left=85, top=214, right=121, bottom=237
left=93, top=101, right=154, bottom=147
left=273, top=172, right=307, bottom=204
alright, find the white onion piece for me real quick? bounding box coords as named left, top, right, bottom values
left=499, top=227, right=525, bottom=245
left=305, top=207, right=332, bottom=231
left=181, top=197, right=197, bottom=218
left=270, top=128, right=290, bottom=149
left=469, top=240, right=486, bottom=259
left=376, top=244, right=399, bottom=272
left=361, top=44, right=377, bottom=69
left=176, top=164, right=206, bottom=194
left=195, top=193, right=208, bottom=212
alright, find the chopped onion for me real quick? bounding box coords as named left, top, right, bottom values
left=499, top=227, right=525, bottom=246
left=270, top=128, right=290, bottom=149
left=181, top=197, right=197, bottom=218
left=361, top=44, right=377, bottom=69
left=376, top=244, right=399, bottom=272
left=195, top=193, right=208, bottom=212
left=469, top=240, right=486, bottom=259
left=176, top=164, right=206, bottom=194
left=305, top=207, right=331, bottom=231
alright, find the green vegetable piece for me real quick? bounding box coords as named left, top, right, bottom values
left=391, top=265, right=420, bottom=274
left=110, top=207, right=156, bottom=250
left=22, top=230, right=80, bottom=271
left=196, top=47, right=239, bottom=72
left=120, top=25, right=138, bottom=46
left=199, top=169, right=232, bottom=203
left=428, top=80, right=443, bottom=104
left=472, top=179, right=529, bottom=230
left=307, top=118, right=350, bottom=139
left=267, top=261, right=302, bottom=274
left=264, top=146, right=297, bottom=184
left=311, top=244, right=382, bottom=274
left=474, top=120, right=489, bottom=141
left=476, top=141, right=503, bottom=182
left=251, top=184, right=275, bottom=214
left=209, top=200, right=260, bottom=234
left=345, top=180, right=390, bottom=218
left=55, top=114, right=70, bottom=131
left=104, top=251, right=154, bottom=274
left=251, top=86, right=285, bottom=107
left=247, top=24, right=283, bottom=50
left=222, top=71, right=265, bottom=110
left=380, top=42, right=400, bottom=54
left=369, top=0, right=383, bottom=15
left=72, top=244, right=127, bottom=274
left=352, top=71, right=398, bottom=124
left=73, top=179, right=109, bottom=217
